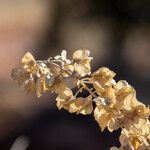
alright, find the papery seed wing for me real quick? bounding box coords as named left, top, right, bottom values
left=22, top=52, right=36, bottom=71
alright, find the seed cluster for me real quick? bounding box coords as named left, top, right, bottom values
left=11, top=50, right=150, bottom=150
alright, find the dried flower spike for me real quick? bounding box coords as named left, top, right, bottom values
left=11, top=50, right=150, bottom=150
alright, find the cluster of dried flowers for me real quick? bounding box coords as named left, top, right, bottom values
left=11, top=50, right=150, bottom=150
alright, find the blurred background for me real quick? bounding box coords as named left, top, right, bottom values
left=0, top=0, right=150, bottom=149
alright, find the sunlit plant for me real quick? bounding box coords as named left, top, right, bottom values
left=11, top=50, right=150, bottom=150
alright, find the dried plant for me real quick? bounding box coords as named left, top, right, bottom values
left=11, top=50, right=150, bottom=150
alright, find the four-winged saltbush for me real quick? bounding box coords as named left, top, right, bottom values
left=11, top=50, right=150, bottom=150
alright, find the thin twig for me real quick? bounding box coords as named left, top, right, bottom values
left=75, top=86, right=84, bottom=97
left=80, top=81, right=97, bottom=98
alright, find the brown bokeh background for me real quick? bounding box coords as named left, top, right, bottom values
left=0, top=0, right=150, bottom=150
